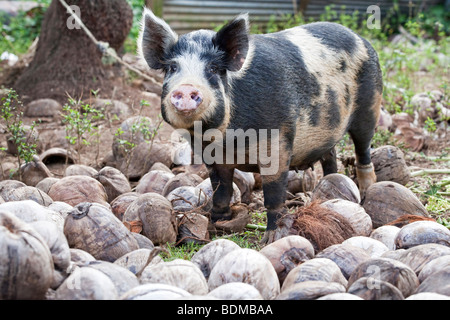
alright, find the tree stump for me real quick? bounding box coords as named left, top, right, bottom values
left=14, top=0, right=133, bottom=103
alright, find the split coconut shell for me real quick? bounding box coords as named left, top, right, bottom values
left=208, top=248, right=280, bottom=300
left=286, top=168, right=317, bottom=194
left=190, top=238, right=241, bottom=280
left=311, top=173, right=361, bottom=203
left=0, top=210, right=54, bottom=299
left=362, top=181, right=429, bottom=228
left=123, top=193, right=177, bottom=245
left=19, top=155, right=52, bottom=187
left=371, top=145, right=411, bottom=185
left=394, top=220, right=450, bottom=249
left=348, top=257, right=419, bottom=298
left=281, top=258, right=348, bottom=291
left=48, top=175, right=109, bottom=208
left=64, top=202, right=139, bottom=262
left=259, top=235, right=315, bottom=285
left=136, top=170, right=175, bottom=195
left=95, top=166, right=131, bottom=203
left=140, top=259, right=209, bottom=295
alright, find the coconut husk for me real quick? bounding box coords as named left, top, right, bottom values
left=136, top=170, right=174, bottom=195
left=287, top=168, right=317, bottom=194
left=362, top=181, right=429, bottom=228
left=176, top=212, right=210, bottom=245
left=4, top=186, right=53, bottom=206
left=48, top=175, right=109, bottom=208
left=213, top=203, right=251, bottom=235
left=162, top=172, right=203, bottom=197
left=233, top=169, right=255, bottom=204
left=20, top=155, right=53, bottom=187
left=110, top=192, right=139, bottom=221
left=65, top=164, right=98, bottom=177
left=36, top=177, right=60, bottom=194
left=386, top=214, right=435, bottom=228
left=95, top=166, right=131, bottom=203
left=123, top=193, right=177, bottom=245
left=0, top=180, right=26, bottom=200
left=371, top=145, right=411, bottom=186
left=39, top=147, right=76, bottom=165
left=286, top=201, right=356, bottom=253
left=172, top=164, right=209, bottom=179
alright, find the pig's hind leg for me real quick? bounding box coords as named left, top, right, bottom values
left=348, top=39, right=383, bottom=198
left=348, top=95, right=381, bottom=198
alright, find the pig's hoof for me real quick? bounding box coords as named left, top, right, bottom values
left=211, top=210, right=232, bottom=223
left=356, top=162, right=376, bottom=201
left=260, top=229, right=281, bottom=245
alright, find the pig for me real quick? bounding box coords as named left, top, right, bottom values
left=138, top=8, right=382, bottom=243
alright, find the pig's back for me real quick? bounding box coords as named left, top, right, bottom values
left=229, top=22, right=371, bottom=129
left=228, top=21, right=381, bottom=168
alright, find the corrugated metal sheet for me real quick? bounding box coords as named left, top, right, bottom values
left=163, top=0, right=296, bottom=33
left=161, top=0, right=445, bottom=34
left=302, top=0, right=443, bottom=20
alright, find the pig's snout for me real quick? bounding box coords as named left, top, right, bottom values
left=170, top=85, right=203, bottom=113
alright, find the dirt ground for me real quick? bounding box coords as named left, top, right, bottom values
left=0, top=55, right=448, bottom=221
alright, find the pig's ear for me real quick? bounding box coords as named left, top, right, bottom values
left=138, top=8, right=178, bottom=70
left=213, top=14, right=250, bottom=72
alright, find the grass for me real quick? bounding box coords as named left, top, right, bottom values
left=160, top=227, right=264, bottom=262
left=1, top=2, right=449, bottom=255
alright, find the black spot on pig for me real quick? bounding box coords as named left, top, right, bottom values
left=339, top=59, right=347, bottom=72
left=230, top=35, right=321, bottom=131
left=344, top=85, right=351, bottom=108
left=325, top=86, right=340, bottom=129
left=303, top=22, right=357, bottom=55
left=308, top=103, right=321, bottom=127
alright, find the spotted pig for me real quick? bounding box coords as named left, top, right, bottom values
left=138, top=9, right=382, bottom=243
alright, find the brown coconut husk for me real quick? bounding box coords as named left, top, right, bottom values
left=287, top=201, right=356, bottom=253
left=386, top=214, right=435, bottom=228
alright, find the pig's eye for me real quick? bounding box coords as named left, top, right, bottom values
left=168, top=64, right=178, bottom=73
left=208, top=65, right=219, bottom=74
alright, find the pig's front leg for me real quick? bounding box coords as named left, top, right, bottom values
left=260, top=170, right=291, bottom=244
left=209, top=165, right=235, bottom=222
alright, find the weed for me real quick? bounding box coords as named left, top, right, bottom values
left=114, top=99, right=163, bottom=178
left=61, top=95, right=104, bottom=164
left=0, top=89, right=39, bottom=181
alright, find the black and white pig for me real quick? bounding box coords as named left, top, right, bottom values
left=138, top=8, right=383, bottom=243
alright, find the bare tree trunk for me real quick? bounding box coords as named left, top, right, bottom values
left=14, top=0, right=133, bottom=103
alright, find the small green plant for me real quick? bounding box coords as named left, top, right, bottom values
left=114, top=100, right=163, bottom=178
left=424, top=117, right=437, bottom=133
left=61, top=95, right=104, bottom=164
left=0, top=89, right=39, bottom=181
